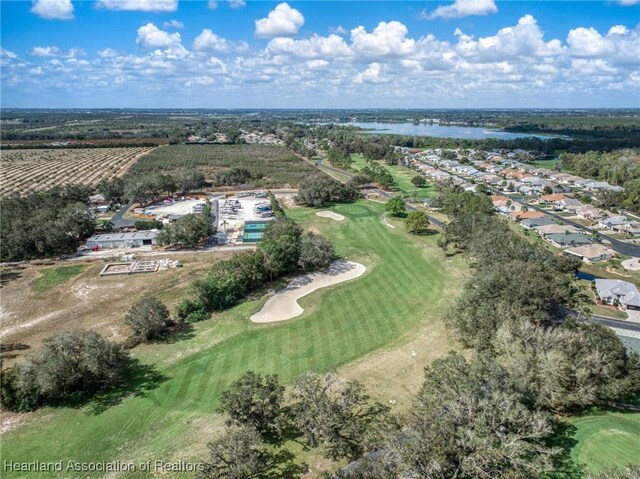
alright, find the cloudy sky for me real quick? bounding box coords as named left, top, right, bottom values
left=1, top=0, right=639, bottom=108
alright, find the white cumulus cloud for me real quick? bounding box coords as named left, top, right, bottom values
left=97, top=0, right=177, bottom=12
left=207, top=0, right=218, bottom=9
left=267, top=34, right=350, bottom=58
left=454, top=15, right=563, bottom=61
left=136, top=23, right=181, bottom=48
left=354, top=62, right=388, bottom=83
left=255, top=3, right=304, bottom=38
left=29, top=46, right=86, bottom=58
left=193, top=29, right=248, bottom=52
left=228, top=0, right=246, bottom=8
left=617, top=0, right=640, bottom=5
left=426, top=0, right=497, bottom=19
left=30, top=0, right=74, bottom=20
left=163, top=20, right=184, bottom=29
left=351, top=21, right=416, bottom=58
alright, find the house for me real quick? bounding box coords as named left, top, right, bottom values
left=490, top=195, right=509, bottom=208
left=521, top=216, right=555, bottom=229
left=545, top=233, right=592, bottom=248
left=619, top=221, right=640, bottom=236
left=576, top=205, right=603, bottom=221
left=552, top=198, right=583, bottom=212
left=595, top=279, right=640, bottom=310
left=522, top=176, right=545, bottom=187
left=564, top=244, right=615, bottom=263
left=86, top=231, right=158, bottom=249
left=519, top=185, right=544, bottom=196
left=539, top=193, right=566, bottom=205
left=599, top=215, right=629, bottom=230
left=510, top=210, right=547, bottom=221
left=535, top=224, right=580, bottom=236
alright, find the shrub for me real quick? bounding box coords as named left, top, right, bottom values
left=1, top=330, right=130, bottom=411
left=299, top=232, right=335, bottom=270
left=124, top=298, right=171, bottom=341
left=175, top=299, right=210, bottom=323
left=134, top=219, right=163, bottom=230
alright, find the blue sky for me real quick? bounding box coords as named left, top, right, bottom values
left=1, top=0, right=639, bottom=108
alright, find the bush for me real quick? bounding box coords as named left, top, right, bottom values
left=214, top=167, right=253, bottom=186
left=411, top=175, right=427, bottom=188
left=296, top=175, right=358, bottom=207
left=384, top=196, right=406, bottom=217
left=405, top=211, right=430, bottom=234
left=175, top=299, right=209, bottom=323
left=1, top=330, right=130, bottom=411
left=134, top=219, right=163, bottom=230
left=299, top=232, right=335, bottom=270
left=219, top=372, right=285, bottom=433
left=124, top=298, right=171, bottom=341
left=157, top=213, right=213, bottom=248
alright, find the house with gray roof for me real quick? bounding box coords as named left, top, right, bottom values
left=521, top=216, right=555, bottom=229
left=595, top=279, right=640, bottom=310
left=545, top=233, right=592, bottom=248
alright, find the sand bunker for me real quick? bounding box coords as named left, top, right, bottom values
left=250, top=259, right=366, bottom=323
left=315, top=211, right=345, bottom=222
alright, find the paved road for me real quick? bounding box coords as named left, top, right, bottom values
left=501, top=194, right=640, bottom=257
left=110, top=202, right=135, bottom=229
left=589, top=314, right=640, bottom=333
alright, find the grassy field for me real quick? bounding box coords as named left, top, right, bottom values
left=31, top=265, right=86, bottom=293
left=1, top=200, right=465, bottom=478
left=0, top=254, right=229, bottom=365
left=568, top=411, right=640, bottom=475
left=128, top=144, right=319, bottom=188
left=350, top=154, right=436, bottom=200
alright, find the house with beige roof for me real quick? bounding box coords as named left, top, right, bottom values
left=564, top=244, right=615, bottom=263
left=535, top=224, right=580, bottom=236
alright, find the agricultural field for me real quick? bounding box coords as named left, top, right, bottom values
left=1, top=200, right=466, bottom=477
left=127, top=144, right=319, bottom=188
left=0, top=147, right=154, bottom=196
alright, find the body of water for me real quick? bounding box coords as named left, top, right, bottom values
left=342, top=121, right=556, bottom=140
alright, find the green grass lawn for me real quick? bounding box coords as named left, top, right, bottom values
left=3, top=200, right=462, bottom=478
left=31, top=265, right=86, bottom=293
left=569, top=411, right=640, bottom=475
left=351, top=154, right=436, bottom=200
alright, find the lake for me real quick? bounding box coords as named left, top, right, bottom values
left=342, top=121, right=555, bottom=140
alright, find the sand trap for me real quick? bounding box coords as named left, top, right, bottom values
left=622, top=258, right=640, bottom=271
left=381, top=213, right=396, bottom=229
left=316, top=211, right=345, bottom=222
left=250, top=260, right=366, bottom=323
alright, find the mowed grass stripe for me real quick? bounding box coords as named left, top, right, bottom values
left=570, top=411, right=640, bottom=475
left=3, top=201, right=458, bottom=478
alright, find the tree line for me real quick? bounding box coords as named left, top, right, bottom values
left=1, top=185, right=96, bottom=262
left=559, top=149, right=640, bottom=213
left=295, top=175, right=360, bottom=208
left=435, top=187, right=639, bottom=411
left=176, top=211, right=336, bottom=323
